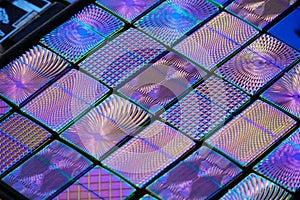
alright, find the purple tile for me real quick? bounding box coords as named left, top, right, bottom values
left=221, top=174, right=292, bottom=199
left=22, top=70, right=109, bottom=131
left=0, top=46, right=69, bottom=105
left=61, top=94, right=150, bottom=159
left=148, top=146, right=241, bottom=200
left=3, top=141, right=92, bottom=200
left=0, top=100, right=9, bottom=117
left=103, top=121, right=194, bottom=186
left=119, top=52, right=205, bottom=112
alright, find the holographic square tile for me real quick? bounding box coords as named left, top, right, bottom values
left=119, top=52, right=206, bottom=113
left=195, top=76, right=250, bottom=113
left=61, top=94, right=150, bottom=159
left=167, top=0, right=218, bottom=21
left=221, top=173, right=292, bottom=199
left=96, top=0, right=160, bottom=22
left=55, top=166, right=135, bottom=200
left=40, top=19, right=104, bottom=63
left=248, top=34, right=300, bottom=69
left=254, top=128, right=300, bottom=192
left=73, top=4, right=124, bottom=37
left=103, top=121, right=194, bottom=187
left=134, top=2, right=199, bottom=46
left=0, top=46, right=69, bottom=105
left=161, top=89, right=228, bottom=140
left=227, top=0, right=297, bottom=28
left=0, top=114, right=51, bottom=175
left=3, top=141, right=92, bottom=200
left=22, top=70, right=109, bottom=131
left=79, top=28, right=166, bottom=88
left=148, top=146, right=242, bottom=200
left=217, top=48, right=282, bottom=95
left=0, top=100, right=9, bottom=117
left=207, top=100, right=296, bottom=166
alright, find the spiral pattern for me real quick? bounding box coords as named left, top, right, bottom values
left=217, top=48, right=281, bottom=94
left=40, top=19, right=104, bottom=62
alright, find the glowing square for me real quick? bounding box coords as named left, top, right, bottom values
left=0, top=46, right=69, bottom=105
left=79, top=28, right=165, bottom=88
left=207, top=100, right=296, bottom=166
left=22, top=70, right=109, bottom=131
left=119, top=52, right=206, bottom=113
left=148, top=146, right=241, bottom=200
left=134, top=2, right=199, bottom=45
left=227, top=0, right=297, bottom=28
left=40, top=19, right=104, bottom=63
left=254, top=129, right=300, bottom=192
left=61, top=94, right=150, bottom=159
left=3, top=141, right=92, bottom=200
left=161, top=89, right=228, bottom=140
left=96, top=0, right=160, bottom=22
left=54, top=166, right=135, bottom=200
left=221, top=174, right=292, bottom=199
left=103, top=121, right=194, bottom=186
left=73, top=4, right=124, bottom=37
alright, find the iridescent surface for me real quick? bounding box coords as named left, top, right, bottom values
left=103, top=121, right=194, bottom=186
left=134, top=2, right=199, bottom=45
left=61, top=94, right=150, bottom=159
left=3, top=141, right=92, bottom=200
left=149, top=146, right=242, bottom=200
left=0, top=100, right=9, bottom=117
left=0, top=114, right=51, bottom=175
left=175, top=12, right=258, bottom=70
left=227, top=0, right=297, bottom=28
left=40, top=19, right=104, bottom=63
left=207, top=100, right=296, bottom=166
left=254, top=129, right=300, bottom=192
left=221, top=174, right=292, bottom=199
left=73, top=4, right=124, bottom=37
left=22, top=70, right=109, bottom=131
left=96, top=0, right=160, bottom=22
left=0, top=46, right=69, bottom=105
left=140, top=194, right=158, bottom=200
left=55, top=166, right=135, bottom=200
left=119, top=52, right=206, bottom=113
left=79, top=28, right=166, bottom=88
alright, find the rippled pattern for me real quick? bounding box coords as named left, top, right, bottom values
left=40, top=19, right=104, bottom=63
left=248, top=34, right=300, bottom=69
left=73, top=4, right=124, bottom=37
left=207, top=100, right=296, bottom=166
left=227, top=0, right=297, bottom=28
left=161, top=89, right=228, bottom=140
left=217, top=48, right=281, bottom=95
left=119, top=52, right=206, bottom=113
left=3, top=141, right=92, bottom=200
left=22, top=70, right=109, bottom=131
left=0, top=100, right=9, bottom=117
left=103, top=121, right=194, bottom=186
left=55, top=166, right=134, bottom=200
left=0, top=46, right=69, bottom=105
left=61, top=95, right=150, bottom=159
left=168, top=0, right=218, bottom=21
left=221, top=174, right=292, bottom=199
left=80, top=28, right=166, bottom=88
left=254, top=131, right=300, bottom=192
left=149, top=146, right=241, bottom=200
left=96, top=0, right=159, bottom=21
left=135, top=2, right=199, bottom=45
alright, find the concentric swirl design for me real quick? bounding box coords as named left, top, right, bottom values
left=168, top=0, right=217, bottom=21
left=74, top=4, right=124, bottom=36
left=217, top=48, right=281, bottom=94
left=135, top=2, right=199, bottom=45
left=61, top=95, right=150, bottom=159
left=248, top=34, right=300, bottom=69
left=221, top=174, right=292, bottom=199
left=103, top=121, right=194, bottom=186
left=40, top=19, right=104, bottom=62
